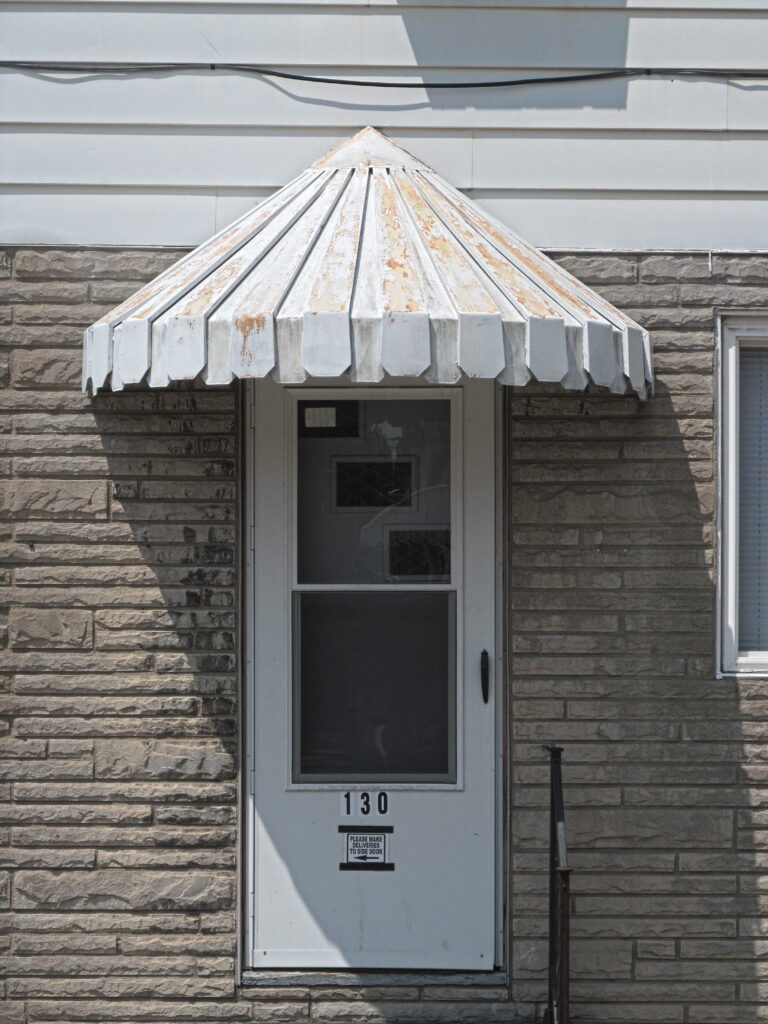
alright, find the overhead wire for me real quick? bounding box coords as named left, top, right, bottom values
left=2, top=61, right=768, bottom=89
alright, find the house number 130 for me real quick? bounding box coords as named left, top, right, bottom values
left=341, top=792, right=389, bottom=816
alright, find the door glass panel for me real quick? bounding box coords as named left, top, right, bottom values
left=297, top=399, right=451, bottom=584
left=293, top=396, right=457, bottom=786
left=294, top=591, right=456, bottom=782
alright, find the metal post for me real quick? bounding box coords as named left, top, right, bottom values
left=545, top=746, right=570, bottom=1024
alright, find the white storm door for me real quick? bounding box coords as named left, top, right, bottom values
left=247, top=382, right=497, bottom=970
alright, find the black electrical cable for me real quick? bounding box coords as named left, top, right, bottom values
left=2, top=60, right=768, bottom=89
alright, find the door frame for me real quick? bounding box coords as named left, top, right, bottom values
left=240, top=377, right=507, bottom=974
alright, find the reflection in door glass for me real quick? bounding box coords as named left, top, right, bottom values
left=294, top=591, right=456, bottom=782
left=297, top=400, right=450, bottom=584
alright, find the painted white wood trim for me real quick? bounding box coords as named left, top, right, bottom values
left=493, top=382, right=504, bottom=967
left=285, top=385, right=466, bottom=791
left=244, top=380, right=258, bottom=970
left=245, top=378, right=501, bottom=970
left=720, top=317, right=768, bottom=675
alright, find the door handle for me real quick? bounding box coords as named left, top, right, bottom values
left=480, top=649, right=490, bottom=704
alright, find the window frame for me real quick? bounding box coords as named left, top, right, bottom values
left=289, top=389, right=461, bottom=787
left=720, top=317, right=768, bottom=674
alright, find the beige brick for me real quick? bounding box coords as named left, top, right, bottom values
left=250, top=1005, right=308, bottom=1021
left=712, top=255, right=768, bottom=283
left=0, top=323, right=84, bottom=347
left=96, top=848, right=235, bottom=869
left=25, top=999, right=251, bottom=1020
left=571, top=980, right=734, bottom=1000
left=0, top=738, right=47, bottom=759
left=13, top=780, right=236, bottom=802
left=597, top=283, right=680, bottom=307
left=0, top=279, right=89, bottom=304
left=0, top=1001, right=25, bottom=1024
left=8, top=607, right=92, bottom=650
left=14, top=716, right=228, bottom=739
left=3, top=951, right=232, bottom=976
left=638, top=941, right=679, bottom=959
left=13, top=249, right=188, bottom=282
left=636, top=960, right=763, bottom=981
left=93, top=738, right=236, bottom=780
left=422, top=987, right=509, bottom=1001
left=549, top=254, right=638, bottom=283
left=0, top=804, right=149, bottom=825
left=119, top=933, right=236, bottom=955
left=309, top=988, right=419, bottom=1001
left=8, top=977, right=235, bottom=1000
left=14, top=870, right=233, bottom=911
left=0, top=480, right=107, bottom=518
left=12, top=932, right=118, bottom=954
left=47, top=739, right=94, bottom=758
left=631, top=306, right=714, bottom=329
left=515, top=937, right=633, bottom=978
left=310, top=1002, right=522, bottom=1022
left=3, top=694, right=197, bottom=717
left=12, top=349, right=82, bottom=388
left=200, top=911, right=235, bottom=933
left=13, top=668, right=232, bottom=697
left=13, top=303, right=109, bottom=326
left=569, top=917, right=736, bottom=939
left=680, top=283, right=768, bottom=306
left=513, top=808, right=733, bottom=848
left=0, top=850, right=97, bottom=869
left=639, top=254, right=713, bottom=282
left=0, top=758, right=94, bottom=782
left=90, top=279, right=165, bottom=302
left=0, top=911, right=198, bottom=933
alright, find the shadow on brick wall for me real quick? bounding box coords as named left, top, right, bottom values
left=90, top=377, right=240, bottom=739
left=508, top=318, right=763, bottom=1021
left=70, top=381, right=243, bottom=997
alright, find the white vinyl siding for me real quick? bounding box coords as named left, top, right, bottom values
left=721, top=321, right=768, bottom=674
left=3, top=2, right=768, bottom=247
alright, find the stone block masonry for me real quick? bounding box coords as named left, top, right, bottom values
left=1, top=245, right=768, bottom=1024
left=1, top=246, right=244, bottom=1024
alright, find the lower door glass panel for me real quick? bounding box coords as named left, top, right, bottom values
left=293, top=591, right=456, bottom=783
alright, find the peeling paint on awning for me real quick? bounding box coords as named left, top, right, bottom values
left=83, top=127, right=653, bottom=398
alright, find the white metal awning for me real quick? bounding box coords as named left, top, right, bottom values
left=83, top=127, right=653, bottom=398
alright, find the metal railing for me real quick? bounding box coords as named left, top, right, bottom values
left=544, top=746, right=571, bottom=1024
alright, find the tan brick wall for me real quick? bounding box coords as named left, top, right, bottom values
left=1, top=245, right=767, bottom=1024
left=0, top=247, right=242, bottom=1023
left=510, top=252, right=767, bottom=1024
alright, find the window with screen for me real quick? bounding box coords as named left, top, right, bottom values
left=293, top=395, right=457, bottom=783
left=721, top=321, right=768, bottom=672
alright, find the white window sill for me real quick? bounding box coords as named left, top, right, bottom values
left=718, top=662, right=768, bottom=678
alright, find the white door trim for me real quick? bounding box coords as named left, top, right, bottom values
left=242, top=378, right=505, bottom=971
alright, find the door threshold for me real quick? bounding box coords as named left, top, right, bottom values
left=240, top=969, right=508, bottom=988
